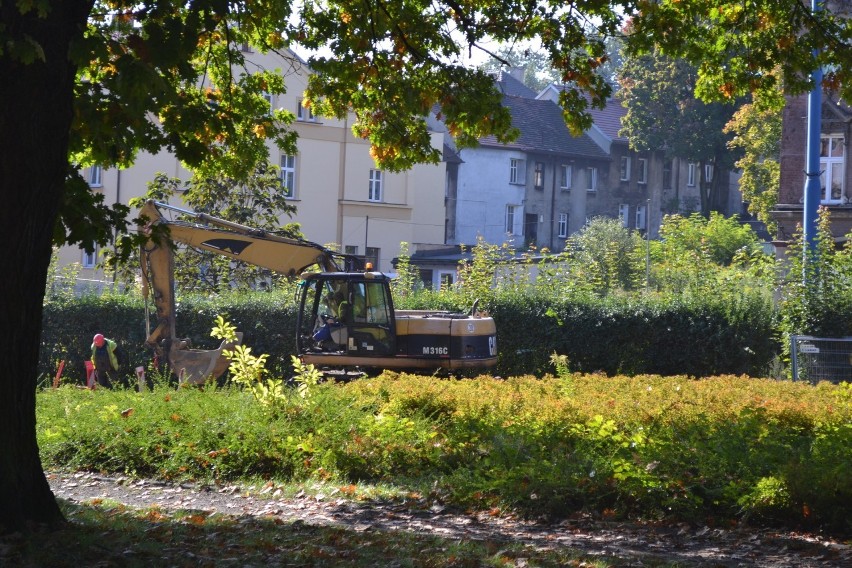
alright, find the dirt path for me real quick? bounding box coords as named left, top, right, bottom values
left=47, top=471, right=851, bottom=567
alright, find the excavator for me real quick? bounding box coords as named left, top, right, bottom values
left=139, top=200, right=497, bottom=383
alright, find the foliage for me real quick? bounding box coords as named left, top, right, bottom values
left=627, top=1, right=852, bottom=105
left=479, top=43, right=562, bottom=92
left=776, top=209, right=852, bottom=372
left=724, top=84, right=784, bottom=234
left=37, top=374, right=852, bottom=534
left=655, top=212, right=763, bottom=267
left=455, top=238, right=506, bottom=308
left=390, top=242, right=418, bottom=300
left=564, top=217, right=645, bottom=295
left=617, top=48, right=740, bottom=216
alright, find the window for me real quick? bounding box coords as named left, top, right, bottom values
left=345, top=245, right=358, bottom=256
left=240, top=42, right=252, bottom=52
left=704, top=163, right=714, bottom=183
left=82, top=247, right=98, bottom=269
left=558, top=213, right=568, bottom=238
left=505, top=205, right=517, bottom=235
left=820, top=134, right=845, bottom=203
left=638, top=158, right=648, bottom=184
left=619, top=156, right=631, bottom=181
left=368, top=169, right=383, bottom=202
left=586, top=167, right=598, bottom=192
left=618, top=204, right=630, bottom=227
left=687, top=163, right=697, bottom=187
left=560, top=164, right=572, bottom=190
left=88, top=165, right=102, bottom=187
left=509, top=158, right=526, bottom=184
left=262, top=92, right=273, bottom=114
left=365, top=247, right=380, bottom=269
left=297, top=100, right=316, bottom=122
left=533, top=161, right=545, bottom=190
left=663, top=160, right=673, bottom=190
left=279, top=154, right=296, bottom=198
left=636, top=204, right=647, bottom=230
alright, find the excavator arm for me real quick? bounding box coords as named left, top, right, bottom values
left=138, top=200, right=346, bottom=383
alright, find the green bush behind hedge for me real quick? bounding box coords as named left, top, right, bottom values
left=40, top=285, right=776, bottom=383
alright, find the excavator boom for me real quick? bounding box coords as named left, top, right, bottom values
left=139, top=200, right=347, bottom=383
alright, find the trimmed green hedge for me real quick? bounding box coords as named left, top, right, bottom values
left=491, top=290, right=776, bottom=377
left=40, top=288, right=777, bottom=383
left=39, top=291, right=298, bottom=385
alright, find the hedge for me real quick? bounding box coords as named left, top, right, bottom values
left=40, top=288, right=778, bottom=384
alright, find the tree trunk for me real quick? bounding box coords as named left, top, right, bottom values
left=0, top=1, right=91, bottom=533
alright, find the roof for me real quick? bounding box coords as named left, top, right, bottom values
left=493, top=70, right=537, bottom=98
left=479, top=95, right=610, bottom=159
left=542, top=85, right=628, bottom=142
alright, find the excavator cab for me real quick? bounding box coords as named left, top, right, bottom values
left=297, top=272, right=396, bottom=359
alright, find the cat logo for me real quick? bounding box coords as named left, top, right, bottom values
left=201, top=238, right=252, bottom=255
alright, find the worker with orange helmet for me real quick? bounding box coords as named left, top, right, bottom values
left=90, top=333, right=119, bottom=388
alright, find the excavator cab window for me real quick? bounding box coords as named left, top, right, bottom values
left=296, top=275, right=395, bottom=357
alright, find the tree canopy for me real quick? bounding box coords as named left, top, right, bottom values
left=618, top=48, right=740, bottom=215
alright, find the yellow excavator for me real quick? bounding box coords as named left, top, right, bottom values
left=139, top=200, right=497, bottom=383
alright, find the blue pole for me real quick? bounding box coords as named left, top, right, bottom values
left=803, top=0, right=823, bottom=258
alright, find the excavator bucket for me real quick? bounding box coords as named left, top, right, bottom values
left=168, top=332, right=243, bottom=385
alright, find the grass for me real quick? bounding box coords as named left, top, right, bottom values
left=37, top=372, right=852, bottom=535
left=2, top=499, right=621, bottom=568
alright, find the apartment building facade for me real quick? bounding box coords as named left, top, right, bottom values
left=62, top=48, right=447, bottom=285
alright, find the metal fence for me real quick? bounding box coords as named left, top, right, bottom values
left=791, top=335, right=852, bottom=384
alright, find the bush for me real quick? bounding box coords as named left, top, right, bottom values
left=37, top=373, right=852, bottom=534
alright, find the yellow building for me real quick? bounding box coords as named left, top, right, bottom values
left=61, top=48, right=447, bottom=286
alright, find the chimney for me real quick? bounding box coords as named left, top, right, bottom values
left=509, top=66, right=526, bottom=83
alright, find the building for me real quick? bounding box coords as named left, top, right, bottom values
left=61, top=48, right=448, bottom=286
left=772, top=94, right=852, bottom=245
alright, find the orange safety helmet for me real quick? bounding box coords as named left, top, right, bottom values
left=93, top=333, right=105, bottom=347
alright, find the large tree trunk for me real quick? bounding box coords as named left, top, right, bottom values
left=0, top=1, right=91, bottom=532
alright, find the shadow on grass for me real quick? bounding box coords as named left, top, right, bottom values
left=0, top=499, right=618, bottom=568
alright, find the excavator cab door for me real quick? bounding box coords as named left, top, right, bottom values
left=296, top=273, right=396, bottom=357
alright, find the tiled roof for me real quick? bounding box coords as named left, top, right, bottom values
left=547, top=85, right=627, bottom=142
left=479, top=95, right=609, bottom=159
left=493, top=70, right=537, bottom=98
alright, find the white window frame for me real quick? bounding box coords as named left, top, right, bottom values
left=82, top=246, right=98, bottom=269
left=687, top=163, right=697, bottom=187
left=704, top=163, right=714, bottom=184
left=89, top=165, right=102, bottom=187
left=368, top=169, right=383, bottom=202
left=280, top=154, right=296, bottom=198
left=638, top=158, right=648, bottom=184
left=297, top=100, right=316, bottom=122
left=509, top=158, right=526, bottom=184
left=636, top=204, right=647, bottom=230
left=505, top=205, right=517, bottom=235
left=558, top=213, right=568, bottom=238
left=586, top=167, right=598, bottom=192
left=663, top=159, right=673, bottom=189
left=533, top=161, right=545, bottom=189
left=618, top=203, right=630, bottom=228
left=560, top=164, right=572, bottom=190
left=619, top=156, right=631, bottom=181
left=820, top=134, right=845, bottom=203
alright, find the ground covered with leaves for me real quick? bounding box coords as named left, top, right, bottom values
left=0, top=470, right=847, bottom=567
